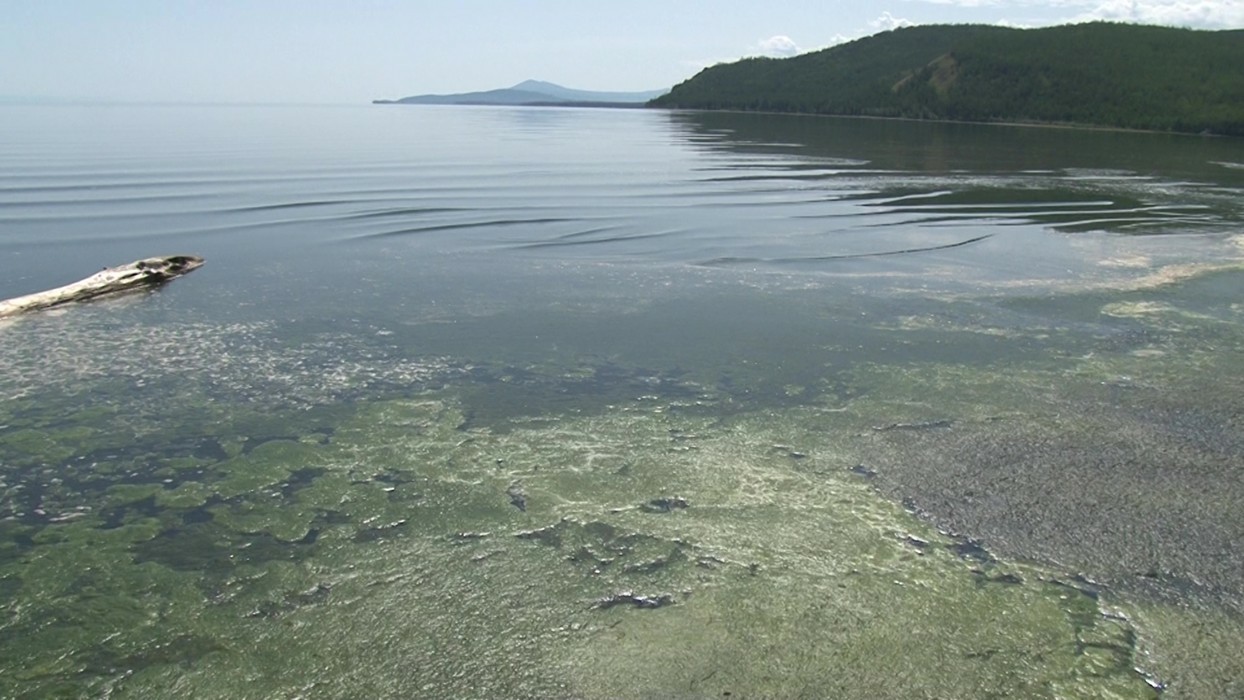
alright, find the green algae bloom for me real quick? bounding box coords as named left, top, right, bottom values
left=0, top=389, right=1162, bottom=698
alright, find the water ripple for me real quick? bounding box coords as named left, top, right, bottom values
left=699, top=234, right=995, bottom=267
left=357, top=217, right=579, bottom=240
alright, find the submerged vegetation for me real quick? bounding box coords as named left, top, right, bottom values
left=0, top=362, right=1162, bottom=698
left=651, top=23, right=1244, bottom=136
left=2, top=257, right=1242, bottom=697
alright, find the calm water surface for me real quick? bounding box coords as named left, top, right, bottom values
left=1, top=104, right=1243, bottom=698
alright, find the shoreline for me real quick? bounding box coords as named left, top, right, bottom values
left=646, top=105, right=1231, bottom=139
left=370, top=99, right=1235, bottom=138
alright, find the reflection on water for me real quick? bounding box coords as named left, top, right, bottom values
left=1, top=104, right=1243, bottom=698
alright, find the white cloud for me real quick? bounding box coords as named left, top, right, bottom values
left=908, top=0, right=1244, bottom=29
left=793, top=13, right=917, bottom=55
left=993, top=17, right=1038, bottom=27
left=915, top=0, right=1004, bottom=5
left=754, top=35, right=802, bottom=57
left=870, top=11, right=917, bottom=31
left=681, top=34, right=805, bottom=72
left=682, top=1, right=1238, bottom=78
left=1070, top=0, right=1244, bottom=28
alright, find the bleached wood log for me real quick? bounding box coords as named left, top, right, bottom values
left=0, top=255, right=204, bottom=318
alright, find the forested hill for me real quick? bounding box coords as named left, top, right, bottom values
left=650, top=23, right=1244, bottom=136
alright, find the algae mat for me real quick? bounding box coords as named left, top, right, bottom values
left=1, top=389, right=1157, bottom=698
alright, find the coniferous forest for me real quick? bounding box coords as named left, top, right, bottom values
left=650, top=23, right=1244, bottom=136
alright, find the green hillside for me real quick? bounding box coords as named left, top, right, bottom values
left=650, top=23, right=1244, bottom=136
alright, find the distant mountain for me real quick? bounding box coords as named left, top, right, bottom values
left=650, top=23, right=1244, bottom=136
left=375, top=80, right=668, bottom=107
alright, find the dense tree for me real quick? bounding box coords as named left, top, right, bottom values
left=650, top=23, right=1244, bottom=136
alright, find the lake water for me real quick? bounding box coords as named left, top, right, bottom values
left=2, top=103, right=1243, bottom=698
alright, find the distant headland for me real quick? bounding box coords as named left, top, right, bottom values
left=374, top=79, right=668, bottom=108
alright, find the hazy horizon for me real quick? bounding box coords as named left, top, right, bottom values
left=3, top=1, right=1243, bottom=105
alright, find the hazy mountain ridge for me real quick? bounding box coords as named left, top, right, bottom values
left=376, top=79, right=667, bottom=106
left=650, top=23, right=1244, bottom=136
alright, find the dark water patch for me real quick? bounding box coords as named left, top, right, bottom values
left=77, top=633, right=227, bottom=686
left=0, top=525, right=37, bottom=553
left=456, top=362, right=710, bottom=432
left=89, top=633, right=226, bottom=673
left=423, top=290, right=1090, bottom=423
left=280, top=467, right=326, bottom=498
left=0, top=426, right=312, bottom=530
left=181, top=506, right=216, bottom=526
left=133, top=522, right=316, bottom=573
left=97, top=495, right=164, bottom=530
left=237, top=435, right=305, bottom=455
left=0, top=570, right=20, bottom=597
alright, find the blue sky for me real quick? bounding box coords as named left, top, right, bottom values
left=3, top=0, right=1243, bottom=103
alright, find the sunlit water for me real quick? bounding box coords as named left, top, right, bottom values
left=2, top=104, right=1243, bottom=698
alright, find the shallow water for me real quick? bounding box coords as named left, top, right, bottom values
left=1, top=104, right=1243, bottom=698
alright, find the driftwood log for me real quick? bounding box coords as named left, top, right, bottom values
left=0, top=255, right=204, bottom=319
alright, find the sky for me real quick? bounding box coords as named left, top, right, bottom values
left=3, top=0, right=1243, bottom=104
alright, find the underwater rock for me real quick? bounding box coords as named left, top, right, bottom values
left=902, top=534, right=931, bottom=551
left=973, top=570, right=1025, bottom=585
left=640, top=496, right=689, bottom=513
left=872, top=419, right=953, bottom=432
left=622, top=549, right=686, bottom=575
left=245, top=582, right=332, bottom=619
left=506, top=481, right=528, bottom=512
left=948, top=538, right=996, bottom=564
left=515, top=523, right=562, bottom=547
left=770, top=444, right=808, bottom=459
left=352, top=518, right=408, bottom=543
left=592, top=590, right=675, bottom=610
left=850, top=464, right=878, bottom=478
